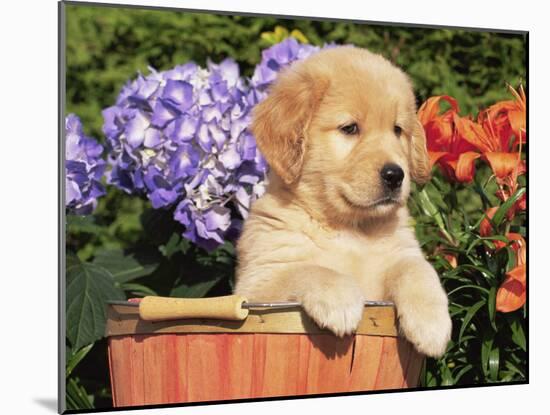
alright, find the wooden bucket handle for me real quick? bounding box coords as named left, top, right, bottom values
left=138, top=295, right=249, bottom=321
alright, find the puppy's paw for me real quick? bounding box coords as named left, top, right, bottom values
left=398, top=301, right=452, bottom=358
left=301, top=281, right=365, bottom=337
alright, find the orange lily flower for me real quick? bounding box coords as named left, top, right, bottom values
left=454, top=110, right=525, bottom=180
left=496, top=233, right=526, bottom=313
left=418, top=96, right=481, bottom=182
left=455, top=86, right=526, bottom=217
left=457, top=87, right=526, bottom=179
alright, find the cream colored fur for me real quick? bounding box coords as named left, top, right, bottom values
left=234, top=46, right=451, bottom=358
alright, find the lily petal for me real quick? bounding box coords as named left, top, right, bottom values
left=454, top=115, right=494, bottom=153
left=428, top=151, right=449, bottom=168
left=418, top=95, right=459, bottom=125
left=484, top=152, right=523, bottom=179
left=455, top=151, right=481, bottom=182
left=496, top=264, right=526, bottom=313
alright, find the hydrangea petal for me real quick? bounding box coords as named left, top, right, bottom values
left=65, top=114, right=106, bottom=214
left=66, top=177, right=81, bottom=204
left=163, top=80, right=194, bottom=111
left=169, top=144, right=200, bottom=180
left=125, top=110, right=150, bottom=148
left=203, top=206, right=231, bottom=232
left=219, top=145, right=241, bottom=169
left=151, top=100, right=178, bottom=128
left=168, top=115, right=199, bottom=142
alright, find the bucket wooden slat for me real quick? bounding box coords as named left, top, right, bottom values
left=226, top=334, right=255, bottom=399
left=373, top=337, right=403, bottom=388
left=296, top=335, right=313, bottom=395
left=142, top=334, right=186, bottom=404
left=253, top=334, right=302, bottom=396
left=348, top=335, right=384, bottom=391
left=106, top=303, right=424, bottom=407
left=108, top=335, right=146, bottom=406
left=304, top=335, right=354, bottom=394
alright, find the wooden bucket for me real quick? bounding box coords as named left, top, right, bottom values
left=106, top=296, right=424, bottom=407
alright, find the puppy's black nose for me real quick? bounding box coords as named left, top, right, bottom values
left=380, top=164, right=404, bottom=190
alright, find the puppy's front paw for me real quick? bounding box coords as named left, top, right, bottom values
left=398, top=301, right=452, bottom=358
left=301, top=281, right=365, bottom=337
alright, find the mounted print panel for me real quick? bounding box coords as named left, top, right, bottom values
left=60, top=1, right=527, bottom=413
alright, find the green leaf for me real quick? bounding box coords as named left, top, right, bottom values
left=453, top=364, right=474, bottom=383
left=120, top=282, right=158, bottom=297
left=66, top=261, right=125, bottom=350
left=219, top=241, right=236, bottom=257
left=416, top=188, right=454, bottom=243
left=66, top=376, right=94, bottom=410
left=66, top=343, right=94, bottom=377
left=505, top=246, right=517, bottom=271
left=159, top=233, right=191, bottom=258
left=159, top=233, right=182, bottom=259
left=447, top=284, right=490, bottom=297
left=447, top=263, right=496, bottom=280
left=170, top=274, right=224, bottom=298
left=488, top=286, right=497, bottom=331
left=481, top=335, right=494, bottom=378
left=489, top=346, right=500, bottom=380
left=493, top=187, right=526, bottom=227
left=509, top=317, right=527, bottom=351
left=458, top=300, right=486, bottom=343
left=92, top=249, right=159, bottom=283
left=449, top=303, right=467, bottom=317
left=473, top=177, right=493, bottom=209
left=440, top=362, right=454, bottom=386
left=504, top=359, right=525, bottom=378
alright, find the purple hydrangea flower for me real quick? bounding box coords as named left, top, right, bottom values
left=103, top=59, right=268, bottom=250
left=65, top=114, right=106, bottom=214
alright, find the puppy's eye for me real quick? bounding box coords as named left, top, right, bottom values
left=339, top=123, right=359, bottom=135
left=394, top=125, right=402, bottom=137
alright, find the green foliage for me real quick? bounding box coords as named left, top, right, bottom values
left=66, top=256, right=125, bottom=350
left=66, top=376, right=94, bottom=410
left=92, top=248, right=160, bottom=283
left=64, top=2, right=526, bottom=409
left=410, top=166, right=526, bottom=386
left=66, top=344, right=95, bottom=410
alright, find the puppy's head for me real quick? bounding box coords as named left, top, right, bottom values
left=251, top=46, right=430, bottom=225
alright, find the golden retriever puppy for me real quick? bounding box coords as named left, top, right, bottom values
left=234, top=46, right=452, bottom=358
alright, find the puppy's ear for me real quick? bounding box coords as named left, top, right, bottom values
left=251, top=67, right=328, bottom=185
left=409, top=118, right=431, bottom=184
